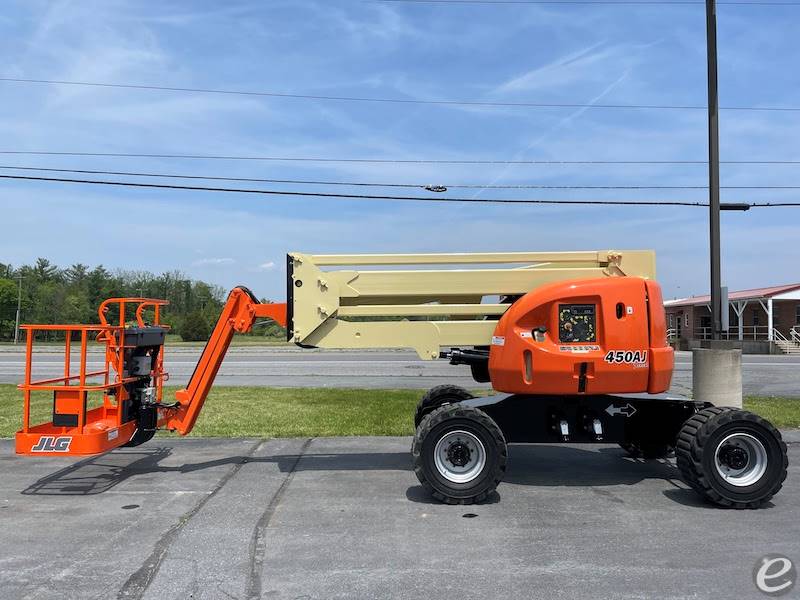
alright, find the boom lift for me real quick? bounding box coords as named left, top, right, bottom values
left=15, top=250, right=788, bottom=508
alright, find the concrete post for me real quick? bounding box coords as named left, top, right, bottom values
left=692, top=348, right=742, bottom=408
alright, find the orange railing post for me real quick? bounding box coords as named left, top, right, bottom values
left=78, top=329, right=88, bottom=431
left=22, top=329, right=33, bottom=433
left=64, top=332, right=71, bottom=382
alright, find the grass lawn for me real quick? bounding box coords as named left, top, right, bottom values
left=0, top=384, right=797, bottom=439
left=0, top=385, right=420, bottom=438
left=741, top=397, right=800, bottom=430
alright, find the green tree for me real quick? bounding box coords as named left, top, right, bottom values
left=65, top=263, right=89, bottom=285
left=61, top=293, right=93, bottom=325
left=32, top=258, right=59, bottom=282
left=181, top=311, right=210, bottom=342
left=0, top=278, right=18, bottom=338
left=0, top=278, right=17, bottom=314
left=0, top=259, right=228, bottom=341
left=87, top=266, right=112, bottom=308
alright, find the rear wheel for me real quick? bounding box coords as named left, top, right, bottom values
left=414, top=385, right=474, bottom=428
left=676, top=407, right=788, bottom=509
left=412, top=404, right=507, bottom=504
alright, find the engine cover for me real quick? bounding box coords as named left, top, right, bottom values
left=488, top=277, right=674, bottom=395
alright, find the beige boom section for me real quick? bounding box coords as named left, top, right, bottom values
left=288, top=250, right=656, bottom=359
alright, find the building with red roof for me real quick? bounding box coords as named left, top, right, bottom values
left=663, top=283, right=800, bottom=354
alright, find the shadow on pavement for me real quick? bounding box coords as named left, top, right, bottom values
left=21, top=442, right=703, bottom=508
left=405, top=485, right=501, bottom=505
left=20, top=445, right=410, bottom=496
left=21, top=447, right=175, bottom=496
left=504, top=445, right=678, bottom=487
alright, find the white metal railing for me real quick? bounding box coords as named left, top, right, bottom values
left=772, top=328, right=789, bottom=343
left=771, top=328, right=800, bottom=345
left=666, top=328, right=678, bottom=341
left=693, top=326, right=771, bottom=341
left=773, top=327, right=800, bottom=353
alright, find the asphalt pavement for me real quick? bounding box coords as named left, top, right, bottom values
left=1, top=435, right=798, bottom=600
left=1, top=347, right=799, bottom=397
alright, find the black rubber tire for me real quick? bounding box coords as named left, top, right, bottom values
left=676, top=407, right=788, bottom=509
left=619, top=441, right=675, bottom=459
left=412, top=404, right=507, bottom=504
left=414, top=385, right=474, bottom=428
left=123, top=427, right=156, bottom=448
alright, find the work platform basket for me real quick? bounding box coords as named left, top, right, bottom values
left=15, top=298, right=169, bottom=456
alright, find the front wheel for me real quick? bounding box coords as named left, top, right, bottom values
left=412, top=404, right=507, bottom=504
left=676, top=407, right=788, bottom=509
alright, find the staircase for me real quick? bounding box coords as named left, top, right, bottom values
left=773, top=328, right=800, bottom=355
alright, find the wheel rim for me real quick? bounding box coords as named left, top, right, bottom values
left=433, top=430, right=486, bottom=484
left=713, top=432, right=768, bottom=487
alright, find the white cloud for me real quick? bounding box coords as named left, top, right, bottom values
left=496, top=41, right=612, bottom=94
left=256, top=261, right=276, bottom=271
left=192, top=257, right=235, bottom=267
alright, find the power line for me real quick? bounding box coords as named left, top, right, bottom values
left=2, top=77, right=799, bottom=112
left=2, top=150, right=800, bottom=165
left=0, top=173, right=709, bottom=205
left=2, top=165, right=800, bottom=190
left=2, top=173, right=797, bottom=206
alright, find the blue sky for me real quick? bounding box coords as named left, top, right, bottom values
left=1, top=0, right=798, bottom=301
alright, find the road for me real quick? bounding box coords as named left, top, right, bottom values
left=1, top=347, right=799, bottom=396
left=1, top=435, right=798, bottom=600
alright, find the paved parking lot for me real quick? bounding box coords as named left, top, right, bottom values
left=1, top=435, right=798, bottom=600
left=1, top=348, right=799, bottom=397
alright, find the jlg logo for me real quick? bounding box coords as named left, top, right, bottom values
left=30, top=436, right=72, bottom=453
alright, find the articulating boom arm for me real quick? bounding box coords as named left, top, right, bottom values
left=168, top=287, right=287, bottom=435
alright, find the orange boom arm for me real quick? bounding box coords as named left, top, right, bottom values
left=169, top=287, right=286, bottom=435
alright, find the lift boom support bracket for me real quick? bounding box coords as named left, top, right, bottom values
left=171, top=287, right=286, bottom=435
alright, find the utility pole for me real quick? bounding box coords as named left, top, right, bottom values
left=693, top=0, right=743, bottom=411
left=706, top=0, right=722, bottom=340
left=14, top=274, right=22, bottom=345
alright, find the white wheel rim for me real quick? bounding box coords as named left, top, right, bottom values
left=433, top=430, right=486, bottom=484
left=714, top=432, right=768, bottom=487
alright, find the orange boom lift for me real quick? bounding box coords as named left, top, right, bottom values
left=14, top=251, right=788, bottom=509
